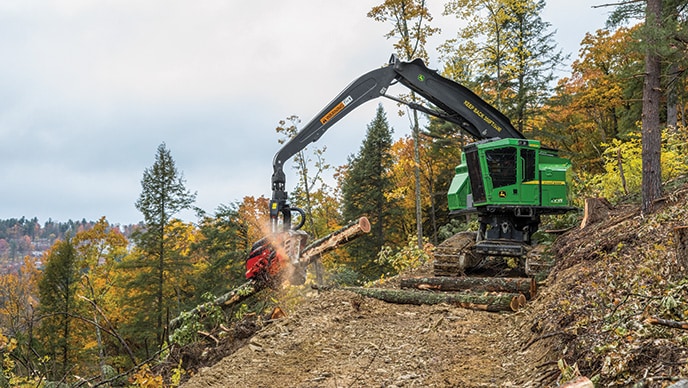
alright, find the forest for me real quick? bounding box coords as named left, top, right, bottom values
left=2, top=0, right=688, bottom=387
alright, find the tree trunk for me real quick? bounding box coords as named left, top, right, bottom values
left=641, top=0, right=663, bottom=214
left=344, top=287, right=525, bottom=312
left=667, top=63, right=679, bottom=130
left=675, top=226, right=688, bottom=272
left=412, top=105, right=424, bottom=249
left=400, top=276, right=537, bottom=300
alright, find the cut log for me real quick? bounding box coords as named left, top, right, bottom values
left=580, top=197, right=613, bottom=228
left=400, top=276, right=537, bottom=300
left=343, top=287, right=525, bottom=312
left=299, top=217, right=371, bottom=266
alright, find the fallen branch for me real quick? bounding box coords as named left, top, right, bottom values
left=646, top=317, right=688, bottom=330
left=344, top=287, right=525, bottom=312
left=169, top=279, right=258, bottom=331
left=198, top=330, right=220, bottom=346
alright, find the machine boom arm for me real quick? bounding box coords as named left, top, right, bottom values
left=270, top=55, right=524, bottom=231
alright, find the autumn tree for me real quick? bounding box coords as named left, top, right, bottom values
left=0, top=257, right=40, bottom=378
left=341, top=105, right=400, bottom=280
left=236, top=195, right=272, bottom=243
left=72, top=217, right=134, bottom=374
left=441, top=0, right=564, bottom=131
left=368, top=0, right=439, bottom=248
left=132, top=142, right=196, bottom=352
left=537, top=27, right=643, bottom=175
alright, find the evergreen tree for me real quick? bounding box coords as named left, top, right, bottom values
left=341, top=105, right=398, bottom=280
left=442, top=0, right=565, bottom=131
left=606, top=0, right=688, bottom=212
left=504, top=0, right=565, bottom=133
left=132, top=142, right=196, bottom=351
left=192, top=203, right=250, bottom=299
left=368, top=0, right=439, bottom=249
left=37, top=237, right=79, bottom=381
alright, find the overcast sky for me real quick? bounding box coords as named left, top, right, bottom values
left=0, top=1, right=612, bottom=225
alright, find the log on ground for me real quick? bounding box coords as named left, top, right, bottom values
left=400, top=276, right=537, bottom=299
left=169, top=279, right=259, bottom=331
left=343, top=287, right=525, bottom=312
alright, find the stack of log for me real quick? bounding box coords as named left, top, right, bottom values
left=346, top=276, right=536, bottom=313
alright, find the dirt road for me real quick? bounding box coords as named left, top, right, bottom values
left=181, top=284, right=547, bottom=388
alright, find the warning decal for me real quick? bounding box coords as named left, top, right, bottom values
left=320, top=95, right=354, bottom=125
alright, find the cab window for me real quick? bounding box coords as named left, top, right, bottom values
left=485, top=147, right=517, bottom=188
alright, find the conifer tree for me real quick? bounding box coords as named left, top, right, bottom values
left=192, top=204, right=249, bottom=298
left=38, top=237, right=79, bottom=381
left=132, top=142, right=196, bottom=351
left=606, top=0, right=688, bottom=212
left=368, top=0, right=438, bottom=249
left=504, top=0, right=565, bottom=133
left=441, top=0, right=564, bottom=131
left=341, top=105, right=398, bottom=280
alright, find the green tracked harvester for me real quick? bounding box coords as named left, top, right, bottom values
left=248, top=54, right=575, bottom=284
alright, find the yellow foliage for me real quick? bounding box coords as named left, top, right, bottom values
left=582, top=130, right=688, bottom=202
left=129, top=364, right=164, bottom=388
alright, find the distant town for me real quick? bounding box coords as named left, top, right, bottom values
left=0, top=217, right=140, bottom=273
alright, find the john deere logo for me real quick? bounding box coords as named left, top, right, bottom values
left=499, top=190, right=507, bottom=198
left=418, top=74, right=425, bottom=82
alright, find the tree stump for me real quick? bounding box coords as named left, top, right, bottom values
left=580, top=198, right=613, bottom=228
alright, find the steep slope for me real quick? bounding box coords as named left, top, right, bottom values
left=181, top=286, right=539, bottom=387
left=180, top=181, right=688, bottom=388
left=522, top=182, right=688, bottom=386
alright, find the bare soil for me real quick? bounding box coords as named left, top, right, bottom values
left=179, top=263, right=551, bottom=388
left=178, top=181, right=688, bottom=388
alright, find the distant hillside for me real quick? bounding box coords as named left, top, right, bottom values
left=0, top=217, right=140, bottom=269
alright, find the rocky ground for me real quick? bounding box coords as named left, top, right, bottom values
left=174, top=181, right=688, bottom=388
